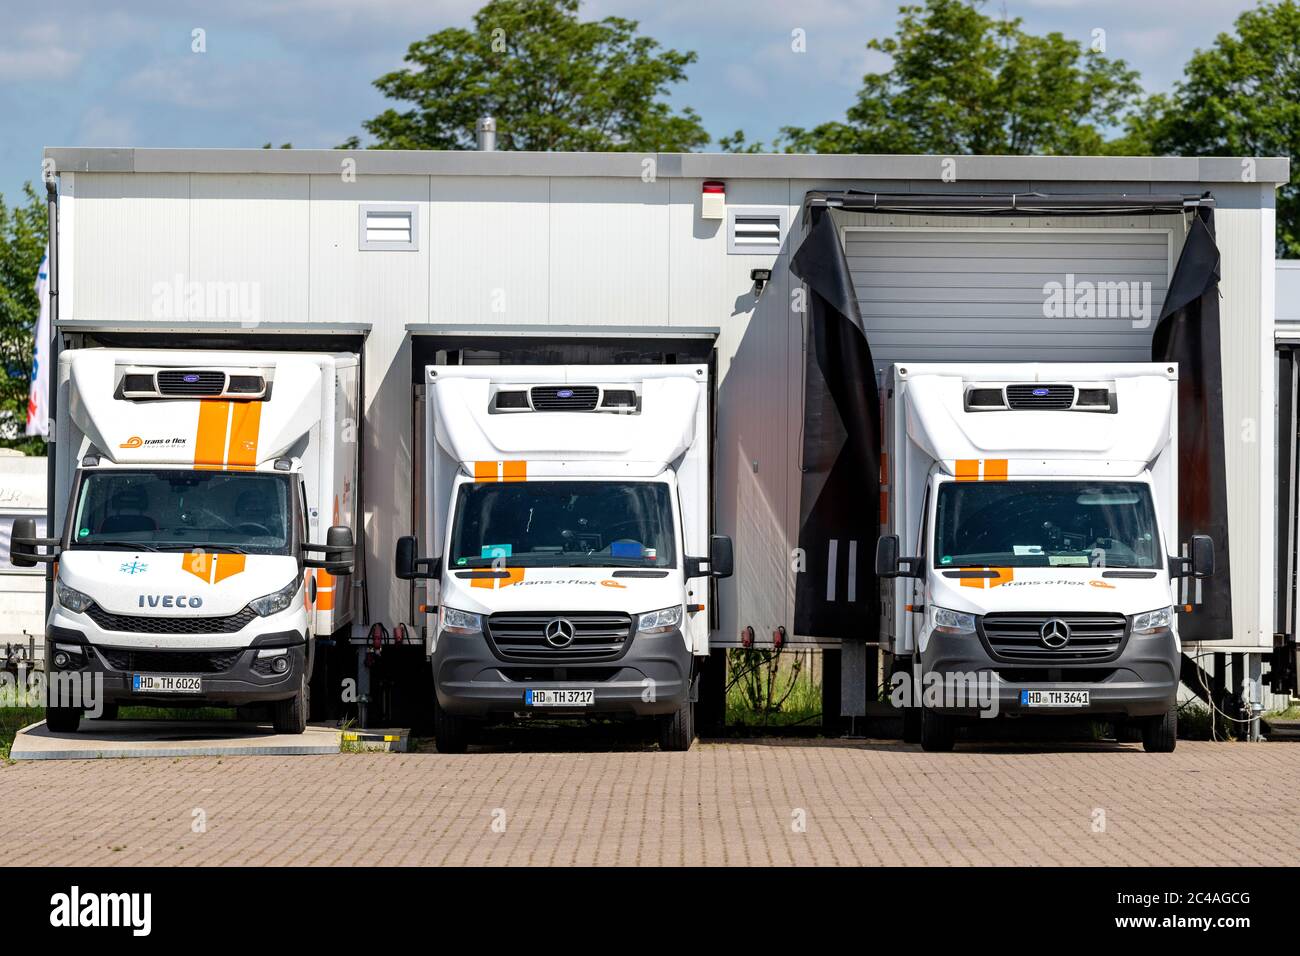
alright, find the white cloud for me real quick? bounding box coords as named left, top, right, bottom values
left=77, top=106, right=136, bottom=145
left=0, top=22, right=83, bottom=80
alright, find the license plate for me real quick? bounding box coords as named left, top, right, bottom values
left=1020, top=689, right=1090, bottom=708
left=525, top=688, right=594, bottom=707
left=133, top=674, right=203, bottom=694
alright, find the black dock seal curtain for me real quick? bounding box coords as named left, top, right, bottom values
left=789, top=191, right=1231, bottom=642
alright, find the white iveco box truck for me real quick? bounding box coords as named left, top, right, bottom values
left=396, top=364, right=733, bottom=752
left=875, top=363, right=1214, bottom=752
left=11, top=349, right=357, bottom=734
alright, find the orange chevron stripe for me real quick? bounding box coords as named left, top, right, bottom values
left=194, top=401, right=229, bottom=467
left=226, top=402, right=262, bottom=470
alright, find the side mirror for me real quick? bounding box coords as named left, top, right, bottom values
left=875, top=534, right=922, bottom=579
left=10, top=517, right=57, bottom=566
left=395, top=535, right=441, bottom=580
left=10, top=517, right=37, bottom=568
left=326, top=526, right=354, bottom=576
left=396, top=535, right=417, bottom=580
left=875, top=534, right=901, bottom=578
left=1190, top=534, right=1214, bottom=578
left=709, top=535, right=734, bottom=579
left=303, top=525, right=353, bottom=575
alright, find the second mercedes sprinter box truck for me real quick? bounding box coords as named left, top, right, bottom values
left=12, top=349, right=357, bottom=733
left=875, top=363, right=1214, bottom=752
left=397, top=364, right=732, bottom=752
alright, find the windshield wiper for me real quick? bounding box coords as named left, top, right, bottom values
left=152, top=544, right=255, bottom=554
left=77, top=540, right=161, bottom=551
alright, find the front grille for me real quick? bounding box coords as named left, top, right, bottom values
left=529, top=385, right=599, bottom=411
left=980, top=612, right=1127, bottom=663
left=1005, top=384, right=1075, bottom=410
left=156, top=370, right=227, bottom=396
left=486, top=611, right=634, bottom=662
left=86, top=604, right=258, bottom=634
left=498, top=666, right=623, bottom=682
left=100, top=647, right=244, bottom=673
left=994, top=667, right=1118, bottom=683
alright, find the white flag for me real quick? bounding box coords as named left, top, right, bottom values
left=25, top=246, right=49, bottom=437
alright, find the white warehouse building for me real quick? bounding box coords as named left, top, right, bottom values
left=41, top=146, right=1292, bottom=729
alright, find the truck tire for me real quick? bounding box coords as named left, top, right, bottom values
left=658, top=698, right=695, bottom=752
left=1142, top=704, right=1177, bottom=753
left=433, top=701, right=471, bottom=754
left=45, top=706, right=82, bottom=733
left=272, top=675, right=309, bottom=735
left=920, top=707, right=956, bottom=752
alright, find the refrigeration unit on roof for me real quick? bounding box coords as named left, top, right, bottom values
left=117, top=366, right=271, bottom=400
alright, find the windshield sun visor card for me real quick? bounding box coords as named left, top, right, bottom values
left=480, top=543, right=512, bottom=559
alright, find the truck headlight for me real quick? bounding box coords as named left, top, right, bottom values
left=249, top=578, right=299, bottom=617
left=439, top=606, right=483, bottom=636
left=1132, top=606, right=1174, bottom=635
left=638, top=605, right=683, bottom=634
left=55, top=579, right=94, bottom=614
left=930, top=606, right=977, bottom=635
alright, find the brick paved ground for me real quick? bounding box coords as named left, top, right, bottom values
left=1, top=735, right=1296, bottom=866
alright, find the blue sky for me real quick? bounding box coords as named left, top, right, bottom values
left=0, top=0, right=1266, bottom=203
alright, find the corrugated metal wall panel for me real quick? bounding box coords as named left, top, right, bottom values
left=70, top=172, right=190, bottom=321
left=549, top=177, right=670, bottom=326
left=429, top=175, right=549, bottom=324
left=189, top=174, right=310, bottom=323
left=1214, top=206, right=1270, bottom=650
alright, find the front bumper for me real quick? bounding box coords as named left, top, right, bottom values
left=920, top=626, right=1178, bottom=718
left=47, top=626, right=308, bottom=709
left=434, top=627, right=694, bottom=718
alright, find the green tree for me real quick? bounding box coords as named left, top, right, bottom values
left=779, top=0, right=1142, bottom=156
left=1135, top=0, right=1300, bottom=256
left=349, top=0, right=708, bottom=152
left=0, top=183, right=48, bottom=454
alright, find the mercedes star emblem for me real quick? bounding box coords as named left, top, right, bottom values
left=544, top=618, right=576, bottom=648
left=1040, top=618, right=1071, bottom=649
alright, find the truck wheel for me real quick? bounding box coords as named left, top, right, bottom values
left=658, top=699, right=695, bottom=752
left=272, top=675, right=309, bottom=735
left=1142, top=704, right=1177, bottom=753
left=45, top=706, right=83, bottom=733
left=433, top=702, right=472, bottom=754
left=920, top=707, right=956, bottom=752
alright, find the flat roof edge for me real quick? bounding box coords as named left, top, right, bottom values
left=42, top=147, right=1290, bottom=185
left=406, top=324, right=720, bottom=339
left=57, top=319, right=373, bottom=334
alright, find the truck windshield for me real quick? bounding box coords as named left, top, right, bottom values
left=450, top=480, right=676, bottom=568
left=70, top=470, right=293, bottom=554
left=934, top=480, right=1160, bottom=569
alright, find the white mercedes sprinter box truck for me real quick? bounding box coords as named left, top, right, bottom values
left=396, top=364, right=733, bottom=752
left=875, top=363, right=1214, bottom=752
left=11, top=349, right=357, bottom=733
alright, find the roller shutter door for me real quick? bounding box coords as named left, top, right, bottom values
left=842, top=228, right=1171, bottom=373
